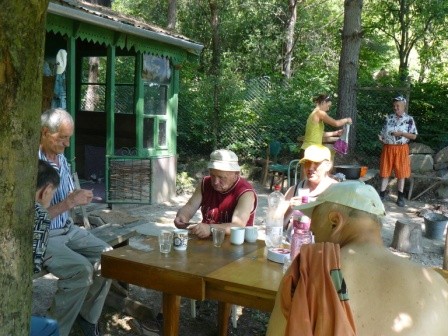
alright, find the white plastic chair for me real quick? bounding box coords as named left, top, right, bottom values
left=287, top=159, right=300, bottom=187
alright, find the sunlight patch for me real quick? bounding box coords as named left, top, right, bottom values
left=392, top=313, right=413, bottom=332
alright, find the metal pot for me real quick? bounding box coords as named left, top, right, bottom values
left=333, top=165, right=362, bottom=180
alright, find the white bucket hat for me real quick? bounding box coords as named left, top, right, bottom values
left=56, top=49, right=67, bottom=75
left=207, top=149, right=240, bottom=172
left=295, top=181, right=386, bottom=217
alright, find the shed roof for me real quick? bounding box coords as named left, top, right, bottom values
left=48, top=0, right=204, bottom=57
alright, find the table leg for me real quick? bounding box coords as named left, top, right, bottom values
left=162, top=293, right=181, bottom=336
left=218, top=301, right=231, bottom=336
left=408, top=176, right=414, bottom=200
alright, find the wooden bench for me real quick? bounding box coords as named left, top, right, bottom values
left=407, top=174, right=447, bottom=201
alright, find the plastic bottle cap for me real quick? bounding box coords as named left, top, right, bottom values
left=293, top=210, right=303, bottom=216
left=300, top=215, right=311, bottom=224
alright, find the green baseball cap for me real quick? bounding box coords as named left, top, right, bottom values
left=295, top=181, right=386, bottom=217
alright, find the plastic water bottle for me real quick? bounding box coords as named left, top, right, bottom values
left=293, top=214, right=311, bottom=232
left=290, top=226, right=312, bottom=261
left=265, top=185, right=285, bottom=248
left=286, top=210, right=302, bottom=241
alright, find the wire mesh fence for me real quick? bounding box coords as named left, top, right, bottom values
left=176, top=78, right=420, bottom=170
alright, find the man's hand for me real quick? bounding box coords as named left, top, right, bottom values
left=174, top=215, right=191, bottom=229
left=190, top=223, right=212, bottom=238
left=289, top=197, right=302, bottom=207
left=67, top=189, right=93, bottom=208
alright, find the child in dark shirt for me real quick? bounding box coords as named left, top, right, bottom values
left=31, top=160, right=60, bottom=336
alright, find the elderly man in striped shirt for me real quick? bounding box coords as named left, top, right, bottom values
left=38, top=108, right=111, bottom=336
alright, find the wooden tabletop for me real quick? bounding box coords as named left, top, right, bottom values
left=101, top=236, right=275, bottom=300
left=205, top=247, right=283, bottom=311
left=101, top=235, right=283, bottom=335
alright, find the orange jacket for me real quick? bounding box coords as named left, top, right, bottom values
left=280, top=242, right=357, bottom=335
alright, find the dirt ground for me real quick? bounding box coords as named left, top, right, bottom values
left=33, top=180, right=447, bottom=336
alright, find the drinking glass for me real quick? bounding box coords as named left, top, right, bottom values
left=158, top=230, right=174, bottom=254
left=211, top=227, right=226, bottom=247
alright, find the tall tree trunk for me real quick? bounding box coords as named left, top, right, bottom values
left=337, top=0, right=363, bottom=155
left=84, top=0, right=111, bottom=111
left=417, top=38, right=429, bottom=83
left=397, top=0, right=409, bottom=82
left=209, top=0, right=221, bottom=150
left=85, top=56, right=100, bottom=111
left=0, top=0, right=49, bottom=333
left=167, top=0, right=177, bottom=30
left=283, top=0, right=299, bottom=79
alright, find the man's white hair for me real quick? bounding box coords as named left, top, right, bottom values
left=41, top=108, right=74, bottom=133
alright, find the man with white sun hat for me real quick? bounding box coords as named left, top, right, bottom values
left=267, top=181, right=448, bottom=335
left=174, top=149, right=257, bottom=238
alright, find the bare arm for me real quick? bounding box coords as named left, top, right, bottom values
left=390, top=130, right=417, bottom=141
left=174, top=183, right=203, bottom=229
left=283, top=186, right=295, bottom=226
left=316, top=110, right=352, bottom=129
left=46, top=189, right=93, bottom=219
left=191, top=191, right=256, bottom=238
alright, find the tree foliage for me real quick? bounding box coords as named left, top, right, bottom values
left=112, top=0, right=448, bottom=163
left=363, top=0, right=448, bottom=81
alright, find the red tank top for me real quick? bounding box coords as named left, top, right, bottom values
left=200, top=176, right=257, bottom=226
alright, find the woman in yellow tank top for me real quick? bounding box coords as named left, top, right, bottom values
left=301, top=94, right=352, bottom=151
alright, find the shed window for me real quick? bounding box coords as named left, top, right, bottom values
left=80, top=57, right=107, bottom=112
left=80, top=56, right=135, bottom=114
left=142, top=54, right=171, bottom=151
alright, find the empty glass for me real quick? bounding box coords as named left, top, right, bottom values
left=211, top=227, right=226, bottom=247
left=158, top=230, right=174, bottom=254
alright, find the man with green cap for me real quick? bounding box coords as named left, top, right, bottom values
left=267, top=181, right=448, bottom=335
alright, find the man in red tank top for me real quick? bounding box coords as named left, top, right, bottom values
left=174, top=149, right=258, bottom=238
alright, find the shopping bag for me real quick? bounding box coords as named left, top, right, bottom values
left=333, top=124, right=350, bottom=155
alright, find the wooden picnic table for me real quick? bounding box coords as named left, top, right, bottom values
left=101, top=236, right=283, bottom=336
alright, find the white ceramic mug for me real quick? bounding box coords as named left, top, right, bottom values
left=244, top=226, right=258, bottom=243
left=173, top=229, right=189, bottom=251
left=230, top=227, right=245, bottom=245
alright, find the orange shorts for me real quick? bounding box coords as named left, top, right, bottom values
left=379, top=144, right=411, bottom=179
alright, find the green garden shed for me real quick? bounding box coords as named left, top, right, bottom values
left=43, top=0, right=203, bottom=204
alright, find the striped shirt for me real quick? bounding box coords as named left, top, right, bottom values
left=38, top=150, right=74, bottom=229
